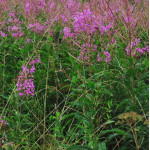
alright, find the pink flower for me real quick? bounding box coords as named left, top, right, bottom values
left=136, top=48, right=144, bottom=54
left=60, top=14, right=68, bottom=22
left=17, top=56, right=41, bottom=96
left=11, top=26, right=20, bottom=31
left=30, top=65, right=35, bottom=73
left=0, top=117, right=7, bottom=126
left=63, top=27, right=74, bottom=40
left=26, top=38, right=33, bottom=44
left=28, top=23, right=46, bottom=33
left=97, top=53, right=101, bottom=62
left=104, top=51, right=111, bottom=64
left=12, top=31, right=24, bottom=38
left=0, top=31, right=7, bottom=37
left=19, top=93, right=24, bottom=96
left=29, top=55, right=41, bottom=65
left=9, top=12, right=15, bottom=17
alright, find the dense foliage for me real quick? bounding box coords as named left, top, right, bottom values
left=0, top=0, right=149, bottom=150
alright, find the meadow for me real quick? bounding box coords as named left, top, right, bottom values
left=0, top=0, right=149, bottom=149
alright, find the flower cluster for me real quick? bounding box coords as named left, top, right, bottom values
left=100, top=22, right=114, bottom=34
left=72, top=9, right=98, bottom=35
left=16, top=55, right=41, bottom=96
left=126, top=38, right=149, bottom=56
left=29, top=55, right=41, bottom=65
left=0, top=0, right=7, bottom=12
left=7, top=12, right=24, bottom=38
left=63, top=27, right=75, bottom=40
left=78, top=43, right=112, bottom=64
left=0, top=12, right=24, bottom=38
left=126, top=38, right=140, bottom=55
left=78, top=43, right=97, bottom=61
left=122, top=5, right=138, bottom=27
left=26, top=38, right=33, bottom=44
left=28, top=23, right=46, bottom=33
left=0, top=116, right=7, bottom=127
left=136, top=46, right=149, bottom=54
left=0, top=30, right=7, bottom=37
left=0, top=0, right=148, bottom=66
left=66, top=0, right=81, bottom=13
left=104, top=51, right=111, bottom=64
left=97, top=53, right=101, bottom=62
left=116, top=112, right=143, bottom=125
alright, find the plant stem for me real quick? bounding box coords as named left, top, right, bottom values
left=129, top=123, right=139, bottom=150
left=43, top=57, right=50, bottom=149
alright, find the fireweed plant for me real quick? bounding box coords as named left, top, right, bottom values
left=16, top=55, right=41, bottom=96
left=0, top=0, right=149, bottom=149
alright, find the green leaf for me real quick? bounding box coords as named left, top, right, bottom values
left=106, top=120, right=115, bottom=125
left=87, top=81, right=95, bottom=89
left=98, top=142, right=107, bottom=150
left=60, top=113, right=75, bottom=121
left=100, top=128, right=126, bottom=137
left=116, top=99, right=131, bottom=110
left=72, top=76, right=78, bottom=84
left=56, top=111, right=61, bottom=118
